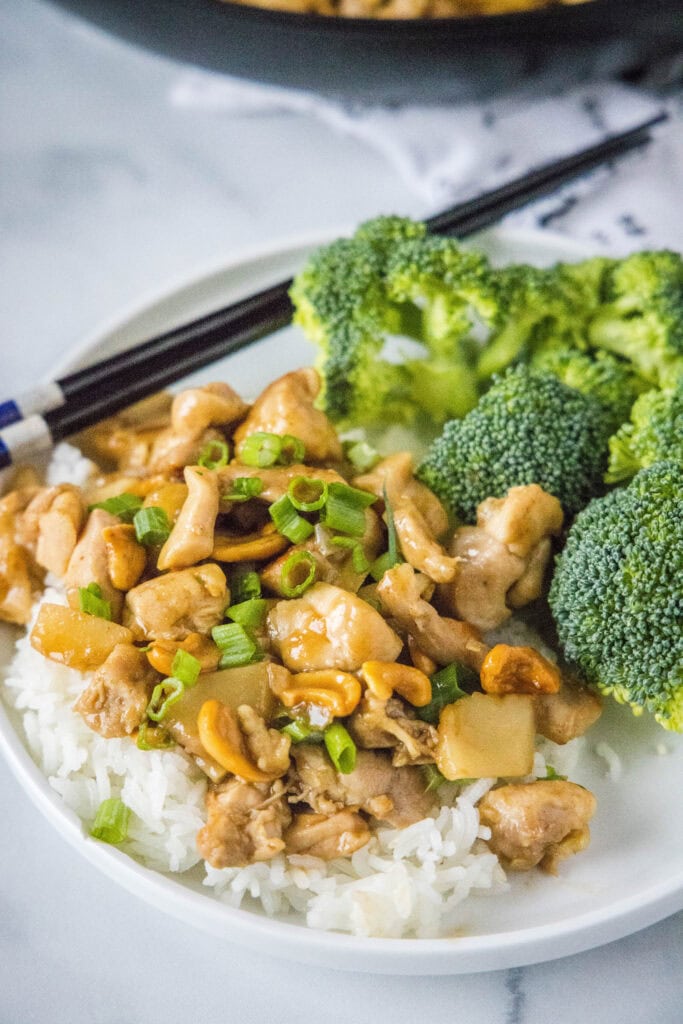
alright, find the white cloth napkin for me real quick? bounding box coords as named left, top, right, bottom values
left=170, top=72, right=681, bottom=250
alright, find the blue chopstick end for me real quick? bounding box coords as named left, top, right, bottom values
left=0, top=437, right=12, bottom=470
left=0, top=400, right=22, bottom=430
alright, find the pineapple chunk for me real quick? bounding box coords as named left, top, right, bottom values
left=436, top=692, right=535, bottom=780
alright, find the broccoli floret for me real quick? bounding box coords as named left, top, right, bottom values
left=290, top=216, right=497, bottom=429
left=416, top=365, right=609, bottom=522
left=587, top=250, right=683, bottom=386
left=530, top=347, right=646, bottom=433
left=606, top=379, right=683, bottom=483
left=475, top=259, right=608, bottom=381
left=549, top=462, right=683, bottom=730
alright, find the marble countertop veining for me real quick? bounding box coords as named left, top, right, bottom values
left=1, top=3, right=682, bottom=1022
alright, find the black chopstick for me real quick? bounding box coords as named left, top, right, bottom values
left=0, top=110, right=667, bottom=470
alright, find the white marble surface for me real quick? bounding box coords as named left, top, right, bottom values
left=1, top=2, right=682, bottom=1021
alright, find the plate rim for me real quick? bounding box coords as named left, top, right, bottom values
left=4, top=224, right=682, bottom=974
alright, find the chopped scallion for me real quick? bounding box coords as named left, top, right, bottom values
left=322, top=482, right=376, bottom=537
left=280, top=719, right=324, bottom=744
left=146, top=679, right=185, bottom=722
left=226, top=598, right=269, bottom=629
left=279, top=434, right=306, bottom=465
left=133, top=505, right=171, bottom=546
left=136, top=721, right=174, bottom=751
left=211, top=622, right=259, bottom=668
left=418, top=663, right=472, bottom=725
left=90, top=798, right=131, bottom=845
left=269, top=494, right=314, bottom=544
left=222, top=477, right=263, bottom=503
left=330, top=535, right=370, bottom=575
left=171, top=649, right=201, bottom=688
left=239, top=432, right=283, bottom=468
left=279, top=550, right=317, bottom=597
left=422, top=764, right=447, bottom=792
left=88, top=492, right=143, bottom=523
left=343, top=439, right=380, bottom=472
left=229, top=567, right=262, bottom=603
left=287, top=476, right=328, bottom=512
left=198, top=439, right=229, bottom=470
left=78, top=582, right=112, bottom=621
left=369, top=488, right=403, bottom=580
left=542, top=765, right=568, bottom=781
left=324, top=722, right=357, bottom=775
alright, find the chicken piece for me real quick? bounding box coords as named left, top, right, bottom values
left=32, top=486, right=85, bottom=576
left=377, top=563, right=488, bottom=672
left=0, top=530, right=35, bottom=625
left=148, top=426, right=226, bottom=476
left=157, top=465, right=219, bottom=570
left=64, top=508, right=123, bottom=619
left=392, top=500, right=459, bottom=584
left=288, top=746, right=435, bottom=828
left=441, top=485, right=564, bottom=631
left=285, top=810, right=371, bottom=860
left=73, top=643, right=156, bottom=738
left=353, top=452, right=448, bottom=538
left=237, top=705, right=291, bottom=778
left=507, top=538, right=552, bottom=609
left=477, top=485, right=563, bottom=559
left=123, top=563, right=228, bottom=641
left=102, top=524, right=147, bottom=591
left=171, top=382, right=248, bottom=442
left=233, top=368, right=342, bottom=464
left=445, top=528, right=523, bottom=632
left=76, top=393, right=172, bottom=470
left=349, top=693, right=438, bottom=766
left=478, top=780, right=597, bottom=873
left=534, top=683, right=603, bottom=745
left=267, top=582, right=402, bottom=672
left=197, top=778, right=292, bottom=869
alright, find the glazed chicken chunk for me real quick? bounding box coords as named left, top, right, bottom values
left=197, top=778, right=292, bottom=869
left=123, top=563, right=228, bottom=640
left=478, top=781, right=597, bottom=873
left=73, top=643, right=157, bottom=738
left=267, top=581, right=402, bottom=672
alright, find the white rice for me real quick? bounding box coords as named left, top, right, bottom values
left=0, top=441, right=585, bottom=939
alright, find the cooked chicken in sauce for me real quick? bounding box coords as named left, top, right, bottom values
left=0, top=367, right=601, bottom=877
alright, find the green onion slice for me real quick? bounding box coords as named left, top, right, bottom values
left=226, top=598, right=269, bottom=629
left=146, top=679, right=185, bottom=722
left=88, top=492, right=143, bottom=523
left=198, top=439, right=229, bottom=470
left=229, top=567, right=262, bottom=603
left=133, top=505, right=171, bottom=546
left=90, top=798, right=131, bottom=845
left=239, top=432, right=283, bottom=468
left=171, top=649, right=201, bottom=688
left=211, top=622, right=259, bottom=668
left=280, top=719, right=324, bottom=744
left=422, top=764, right=447, bottom=792
left=322, top=482, right=376, bottom=537
left=418, top=663, right=471, bottom=725
left=269, top=494, right=314, bottom=544
left=324, top=722, right=357, bottom=775
left=287, top=476, right=328, bottom=512
left=343, top=439, right=380, bottom=472
left=330, top=536, right=370, bottom=575
left=369, top=487, right=403, bottom=580
left=222, top=477, right=264, bottom=503
left=280, top=550, right=317, bottom=598
left=542, top=765, right=568, bottom=782
left=279, top=434, right=306, bottom=465
left=136, top=721, right=174, bottom=751
left=78, top=582, right=112, bottom=621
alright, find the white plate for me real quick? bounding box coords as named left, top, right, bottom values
left=1, top=227, right=682, bottom=975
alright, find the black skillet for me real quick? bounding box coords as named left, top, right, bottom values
left=50, top=0, right=683, bottom=101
